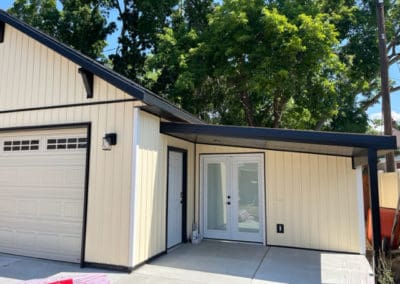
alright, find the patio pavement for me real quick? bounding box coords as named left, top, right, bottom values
left=0, top=240, right=374, bottom=284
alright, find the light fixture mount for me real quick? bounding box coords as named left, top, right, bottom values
left=102, top=133, right=117, bottom=150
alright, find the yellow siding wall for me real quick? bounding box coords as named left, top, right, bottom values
left=0, top=25, right=131, bottom=112
left=0, top=24, right=135, bottom=266
left=133, top=111, right=194, bottom=265
left=266, top=151, right=360, bottom=253
left=378, top=171, right=400, bottom=209
left=196, top=145, right=362, bottom=253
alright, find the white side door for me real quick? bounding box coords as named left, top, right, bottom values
left=167, top=151, right=183, bottom=248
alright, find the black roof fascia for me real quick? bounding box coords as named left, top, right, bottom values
left=0, top=10, right=203, bottom=124
left=0, top=20, right=4, bottom=43
left=160, top=122, right=398, bottom=150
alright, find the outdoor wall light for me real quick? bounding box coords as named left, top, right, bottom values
left=102, top=133, right=117, bottom=150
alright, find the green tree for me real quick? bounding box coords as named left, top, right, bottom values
left=145, top=1, right=213, bottom=118
left=107, top=0, right=178, bottom=82
left=149, top=0, right=345, bottom=128
left=9, top=0, right=115, bottom=60
left=9, top=0, right=60, bottom=36
left=342, top=0, right=400, bottom=117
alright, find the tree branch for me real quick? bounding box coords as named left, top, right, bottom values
left=389, top=54, right=400, bottom=65
left=360, top=85, right=400, bottom=111
left=314, top=119, right=325, bottom=131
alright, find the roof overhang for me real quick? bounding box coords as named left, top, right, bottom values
left=161, top=123, right=397, bottom=166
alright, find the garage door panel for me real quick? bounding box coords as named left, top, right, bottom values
left=63, top=202, right=83, bottom=219
left=0, top=229, right=14, bottom=247
left=0, top=199, right=17, bottom=215
left=36, top=233, right=60, bottom=252
left=0, top=217, right=82, bottom=233
left=17, top=200, right=38, bottom=216
left=39, top=201, right=63, bottom=218
left=1, top=203, right=83, bottom=224
left=0, top=170, right=18, bottom=184
left=16, top=231, right=36, bottom=250
left=0, top=188, right=84, bottom=199
left=0, top=129, right=86, bottom=263
left=61, top=235, right=82, bottom=255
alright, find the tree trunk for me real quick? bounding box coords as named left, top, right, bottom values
left=272, top=97, right=282, bottom=128
left=314, top=118, right=326, bottom=131
left=376, top=0, right=396, bottom=172
left=240, top=92, right=255, bottom=126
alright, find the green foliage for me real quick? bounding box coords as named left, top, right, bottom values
left=10, top=0, right=400, bottom=133
left=148, top=0, right=347, bottom=128
left=8, top=0, right=115, bottom=60
left=57, top=0, right=116, bottom=60
left=377, top=251, right=395, bottom=284
left=9, top=0, right=60, bottom=36
left=108, top=0, right=178, bottom=82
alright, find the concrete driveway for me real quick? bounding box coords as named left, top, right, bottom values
left=0, top=241, right=374, bottom=284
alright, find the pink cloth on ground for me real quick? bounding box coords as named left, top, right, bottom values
left=18, top=274, right=110, bottom=284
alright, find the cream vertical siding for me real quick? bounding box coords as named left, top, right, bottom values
left=0, top=104, right=135, bottom=266
left=0, top=24, right=135, bottom=266
left=266, top=151, right=361, bottom=253
left=0, top=24, right=132, bottom=112
left=196, top=145, right=362, bottom=253
left=378, top=171, right=400, bottom=209
left=133, top=111, right=194, bottom=265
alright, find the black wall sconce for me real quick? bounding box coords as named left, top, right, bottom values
left=102, top=133, right=117, bottom=151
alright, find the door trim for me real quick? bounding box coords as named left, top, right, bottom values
left=166, top=146, right=188, bottom=250
left=0, top=122, right=91, bottom=266
left=200, top=153, right=266, bottom=244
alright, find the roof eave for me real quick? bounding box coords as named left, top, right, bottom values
left=161, top=122, right=398, bottom=151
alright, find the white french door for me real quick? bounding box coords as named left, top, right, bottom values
left=201, top=154, right=264, bottom=243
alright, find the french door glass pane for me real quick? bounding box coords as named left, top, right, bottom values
left=207, top=162, right=227, bottom=231
left=237, top=162, right=260, bottom=233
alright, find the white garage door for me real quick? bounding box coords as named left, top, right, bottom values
left=0, top=128, right=87, bottom=263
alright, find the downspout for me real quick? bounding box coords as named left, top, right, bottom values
left=193, top=143, right=197, bottom=233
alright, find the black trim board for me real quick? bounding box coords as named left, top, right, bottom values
left=0, top=20, right=4, bottom=43
left=80, top=123, right=91, bottom=267
left=163, top=132, right=355, bottom=159
left=0, top=122, right=91, bottom=133
left=0, top=122, right=91, bottom=267
left=131, top=251, right=167, bottom=271
left=0, top=10, right=203, bottom=124
left=267, top=245, right=362, bottom=255
left=367, top=148, right=381, bottom=272
left=166, top=147, right=188, bottom=250
left=0, top=99, right=137, bottom=114
left=84, top=262, right=132, bottom=273
left=96, top=248, right=223, bottom=275
left=161, top=122, right=397, bottom=150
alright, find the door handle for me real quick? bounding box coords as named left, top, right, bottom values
left=227, top=201, right=231, bottom=205
left=227, top=195, right=231, bottom=199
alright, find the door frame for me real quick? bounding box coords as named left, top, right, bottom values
left=200, top=152, right=266, bottom=244
left=166, top=146, right=188, bottom=250
left=0, top=122, right=91, bottom=266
